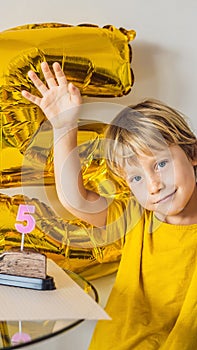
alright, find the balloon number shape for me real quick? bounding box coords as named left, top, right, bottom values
left=15, top=204, right=36, bottom=250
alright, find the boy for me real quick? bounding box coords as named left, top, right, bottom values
left=22, top=62, right=197, bottom=349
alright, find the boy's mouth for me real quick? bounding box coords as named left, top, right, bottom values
left=155, top=189, right=177, bottom=204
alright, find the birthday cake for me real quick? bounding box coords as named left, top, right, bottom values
left=0, top=249, right=46, bottom=278
left=0, top=249, right=56, bottom=290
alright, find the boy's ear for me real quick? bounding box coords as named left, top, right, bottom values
left=192, top=159, right=197, bottom=166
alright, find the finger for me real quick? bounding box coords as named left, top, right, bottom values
left=68, top=83, right=82, bottom=105
left=28, top=70, right=48, bottom=95
left=53, top=62, right=68, bottom=87
left=22, top=90, right=42, bottom=106
left=41, top=61, right=57, bottom=88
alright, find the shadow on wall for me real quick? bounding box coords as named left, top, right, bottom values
left=86, top=40, right=183, bottom=109
left=118, top=41, right=184, bottom=107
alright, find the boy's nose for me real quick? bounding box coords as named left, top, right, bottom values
left=147, top=175, right=163, bottom=195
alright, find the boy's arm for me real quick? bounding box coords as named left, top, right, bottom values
left=53, top=126, right=108, bottom=227
left=22, top=61, right=108, bottom=228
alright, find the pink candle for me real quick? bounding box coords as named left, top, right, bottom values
left=15, top=204, right=36, bottom=250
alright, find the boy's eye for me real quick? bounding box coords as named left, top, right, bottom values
left=157, top=160, right=167, bottom=169
left=131, top=175, right=142, bottom=183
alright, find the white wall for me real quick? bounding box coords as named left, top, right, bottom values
left=1, top=0, right=197, bottom=133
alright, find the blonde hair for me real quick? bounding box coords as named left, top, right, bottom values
left=105, top=99, right=197, bottom=177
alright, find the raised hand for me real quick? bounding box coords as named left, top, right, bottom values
left=22, top=61, right=82, bottom=129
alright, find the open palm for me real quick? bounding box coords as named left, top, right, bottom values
left=22, top=61, right=82, bottom=129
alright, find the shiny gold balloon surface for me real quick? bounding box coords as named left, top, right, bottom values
left=0, top=22, right=135, bottom=188
left=0, top=119, right=131, bottom=280
left=0, top=116, right=131, bottom=279
left=0, top=191, right=129, bottom=280
left=0, top=23, right=135, bottom=278
left=1, top=22, right=135, bottom=97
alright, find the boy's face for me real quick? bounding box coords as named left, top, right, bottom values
left=124, top=145, right=197, bottom=223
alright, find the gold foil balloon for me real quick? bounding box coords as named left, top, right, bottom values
left=0, top=23, right=135, bottom=278
left=0, top=22, right=135, bottom=188
left=0, top=191, right=129, bottom=280
left=0, top=116, right=131, bottom=279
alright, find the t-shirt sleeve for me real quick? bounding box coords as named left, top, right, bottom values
left=104, top=195, right=143, bottom=246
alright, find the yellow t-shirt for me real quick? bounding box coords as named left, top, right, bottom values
left=89, top=197, right=197, bottom=350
